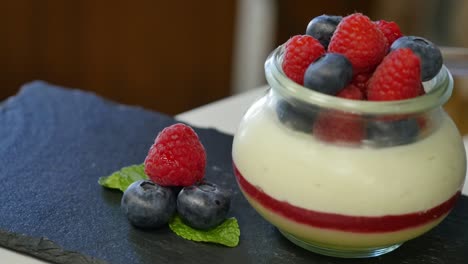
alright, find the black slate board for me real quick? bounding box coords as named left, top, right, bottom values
left=1, top=81, right=468, bottom=264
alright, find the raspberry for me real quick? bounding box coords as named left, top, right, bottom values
left=282, top=35, right=325, bottom=85
left=328, top=13, right=387, bottom=73
left=144, top=123, right=206, bottom=187
left=367, top=48, right=422, bottom=101
left=351, top=72, right=372, bottom=93
left=313, top=111, right=365, bottom=144
left=337, top=84, right=364, bottom=100
left=418, top=83, right=425, bottom=95
left=391, top=36, right=442, bottom=81
left=375, top=20, right=403, bottom=47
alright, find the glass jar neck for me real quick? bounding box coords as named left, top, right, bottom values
left=265, top=45, right=453, bottom=116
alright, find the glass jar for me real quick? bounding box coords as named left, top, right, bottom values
left=232, top=45, right=467, bottom=258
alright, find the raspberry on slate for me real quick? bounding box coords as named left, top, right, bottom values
left=282, top=35, right=325, bottom=85
left=144, top=123, right=206, bottom=187
left=375, top=20, right=403, bottom=48
left=328, top=13, right=387, bottom=74
left=367, top=48, right=422, bottom=101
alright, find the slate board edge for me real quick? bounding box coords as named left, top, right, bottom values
left=0, top=229, right=107, bottom=264
left=2, top=80, right=235, bottom=139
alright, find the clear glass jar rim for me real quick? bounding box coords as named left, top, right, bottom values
left=265, top=45, right=454, bottom=115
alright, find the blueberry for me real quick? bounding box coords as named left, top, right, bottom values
left=390, top=36, right=443, bottom=81
left=177, top=181, right=231, bottom=230
left=303, top=53, right=353, bottom=95
left=121, top=180, right=176, bottom=229
left=367, top=118, right=420, bottom=147
left=306, top=15, right=342, bottom=49
left=275, top=99, right=317, bottom=132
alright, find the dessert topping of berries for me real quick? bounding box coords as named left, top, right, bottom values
left=337, top=84, right=364, bottom=100
left=305, top=15, right=342, bottom=49
left=375, top=20, right=403, bottom=48
left=367, top=48, right=422, bottom=101
left=272, top=12, right=447, bottom=145
left=328, top=13, right=387, bottom=73
left=303, top=53, right=353, bottom=95
left=390, top=36, right=443, bottom=81
left=351, top=72, right=373, bottom=94
left=280, top=13, right=444, bottom=100
left=282, top=35, right=325, bottom=85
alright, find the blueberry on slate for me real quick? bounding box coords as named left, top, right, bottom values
left=367, top=118, right=420, bottom=147
left=304, top=53, right=353, bottom=95
left=276, top=99, right=317, bottom=133
left=177, top=181, right=231, bottom=230
left=121, top=180, right=176, bottom=229
left=306, top=15, right=342, bottom=49
left=390, top=36, right=443, bottom=81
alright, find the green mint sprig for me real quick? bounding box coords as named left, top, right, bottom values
left=98, top=164, right=148, bottom=192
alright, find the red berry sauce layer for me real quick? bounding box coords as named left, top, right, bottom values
left=234, top=164, right=460, bottom=233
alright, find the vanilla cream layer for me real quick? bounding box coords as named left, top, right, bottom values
left=232, top=98, right=466, bottom=216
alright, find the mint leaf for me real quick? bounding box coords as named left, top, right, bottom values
left=169, top=215, right=240, bottom=247
left=98, top=164, right=148, bottom=192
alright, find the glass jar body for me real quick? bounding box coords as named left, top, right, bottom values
left=232, top=47, right=466, bottom=258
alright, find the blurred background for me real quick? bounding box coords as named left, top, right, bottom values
left=1, top=0, right=467, bottom=132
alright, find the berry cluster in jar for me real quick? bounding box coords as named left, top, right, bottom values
left=282, top=13, right=443, bottom=101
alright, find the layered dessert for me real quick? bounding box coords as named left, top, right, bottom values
left=232, top=97, right=465, bottom=248
left=232, top=13, right=467, bottom=256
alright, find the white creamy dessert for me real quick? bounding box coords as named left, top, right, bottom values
left=232, top=95, right=466, bottom=247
